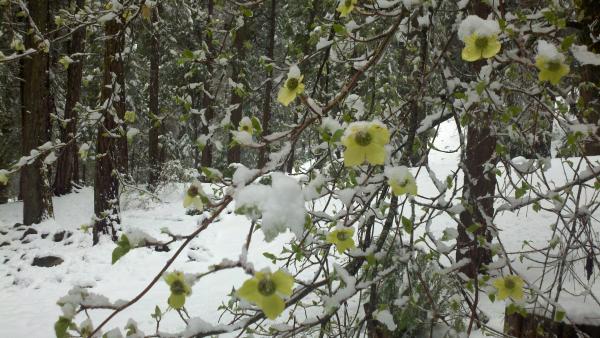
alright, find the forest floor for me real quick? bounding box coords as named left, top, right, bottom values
left=1, top=121, right=599, bottom=337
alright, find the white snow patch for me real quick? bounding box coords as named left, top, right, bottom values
left=457, top=15, right=500, bottom=41
left=374, top=309, right=397, bottom=331
left=571, top=44, right=600, bottom=65
left=235, top=172, right=306, bottom=242
left=537, top=40, right=563, bottom=61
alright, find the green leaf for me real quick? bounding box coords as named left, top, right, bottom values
left=58, top=56, right=71, bottom=70
left=151, top=305, right=161, bottom=319
left=263, top=252, right=277, bottom=263
left=181, top=49, right=194, bottom=60
left=453, top=92, right=466, bottom=100
left=445, top=175, right=453, bottom=189
left=111, top=234, right=131, bottom=264
left=506, top=303, right=518, bottom=315
left=401, top=216, right=413, bottom=234
left=112, top=246, right=129, bottom=264
left=331, top=129, right=344, bottom=143
left=515, top=182, right=529, bottom=199
left=332, top=23, right=346, bottom=35
left=240, top=7, right=253, bottom=17
left=475, top=81, right=487, bottom=95
left=251, top=116, right=263, bottom=134
left=125, top=322, right=137, bottom=335
left=466, top=223, right=481, bottom=234
left=554, top=309, right=565, bottom=322
left=55, top=316, right=71, bottom=338
left=561, top=35, right=575, bottom=52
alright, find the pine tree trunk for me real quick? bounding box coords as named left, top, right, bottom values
left=0, top=64, right=19, bottom=204
left=285, top=0, right=321, bottom=173
left=148, top=6, right=162, bottom=189
left=200, top=0, right=214, bottom=168
left=54, top=0, right=86, bottom=196
left=577, top=0, right=600, bottom=155
left=21, top=0, right=54, bottom=225
left=227, top=24, right=248, bottom=165
left=456, top=1, right=496, bottom=278
left=93, top=15, right=125, bottom=244
left=258, top=0, right=277, bottom=168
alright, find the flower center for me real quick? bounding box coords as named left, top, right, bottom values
left=170, top=280, right=186, bottom=295
left=286, top=78, right=299, bottom=90
left=345, top=0, right=352, bottom=7
left=242, top=125, right=250, bottom=131
left=354, top=130, right=372, bottom=146
left=546, top=61, right=561, bottom=72
left=398, top=179, right=408, bottom=187
left=187, top=185, right=199, bottom=197
left=258, top=278, right=277, bottom=296
left=336, top=231, right=349, bottom=241
left=504, top=278, right=515, bottom=290
left=475, top=36, right=489, bottom=50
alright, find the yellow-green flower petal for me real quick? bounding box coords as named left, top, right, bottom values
left=239, top=116, right=254, bottom=134
left=390, top=178, right=417, bottom=196
left=272, top=270, right=294, bottom=296
left=124, top=111, right=136, bottom=123
left=342, top=121, right=390, bottom=167
left=364, top=144, right=386, bottom=165
left=165, top=272, right=192, bottom=294
left=389, top=176, right=417, bottom=196
left=164, top=271, right=192, bottom=309
left=261, top=294, right=285, bottom=320
left=183, top=195, right=193, bottom=208
left=385, top=166, right=418, bottom=196
left=237, top=269, right=294, bottom=320
left=326, top=227, right=356, bottom=253
left=168, top=293, right=186, bottom=309
left=337, top=0, right=357, bottom=17
left=237, top=278, right=262, bottom=304
left=461, top=34, right=481, bottom=62
left=461, top=47, right=480, bottom=62
left=461, top=33, right=501, bottom=62
left=369, top=123, right=390, bottom=145
left=277, top=69, right=305, bottom=106
left=183, top=181, right=205, bottom=210
left=482, top=37, right=501, bottom=58
left=536, top=57, right=570, bottom=85
left=343, top=145, right=364, bottom=167
left=493, top=275, right=525, bottom=301
left=277, top=87, right=297, bottom=106
left=0, top=171, right=8, bottom=186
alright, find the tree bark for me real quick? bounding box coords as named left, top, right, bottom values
left=148, top=5, right=162, bottom=189
left=456, top=1, right=496, bottom=278
left=227, top=22, right=248, bottom=165
left=577, top=0, right=600, bottom=155
left=258, top=0, right=277, bottom=168
left=200, top=0, right=214, bottom=168
left=54, top=0, right=86, bottom=196
left=285, top=0, right=321, bottom=173
left=93, top=15, right=125, bottom=244
left=0, top=63, right=20, bottom=204
left=21, top=0, right=54, bottom=225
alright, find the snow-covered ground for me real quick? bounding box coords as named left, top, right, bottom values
left=0, top=184, right=292, bottom=336
left=1, top=121, right=599, bottom=337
